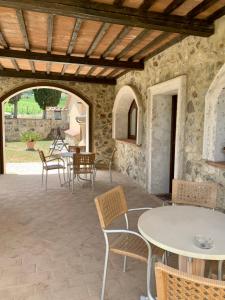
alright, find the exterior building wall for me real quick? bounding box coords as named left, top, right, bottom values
left=0, top=79, right=115, bottom=167
left=4, top=118, right=68, bottom=142
left=114, top=16, right=225, bottom=208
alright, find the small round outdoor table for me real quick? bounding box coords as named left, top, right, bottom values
left=138, top=205, right=225, bottom=277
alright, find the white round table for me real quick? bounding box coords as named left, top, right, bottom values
left=138, top=206, right=225, bottom=276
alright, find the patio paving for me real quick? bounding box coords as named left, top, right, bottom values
left=0, top=170, right=162, bottom=300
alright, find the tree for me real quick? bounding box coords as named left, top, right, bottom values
left=9, top=94, right=21, bottom=118
left=33, top=89, right=62, bottom=119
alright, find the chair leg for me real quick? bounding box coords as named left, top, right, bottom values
left=91, top=172, right=94, bottom=189
left=101, top=248, right=109, bottom=300
left=218, top=260, right=223, bottom=280
left=58, top=168, right=62, bottom=187
left=72, top=174, right=75, bottom=193
left=123, top=256, right=127, bottom=272
left=147, top=255, right=160, bottom=300
left=109, top=164, right=112, bottom=183
left=45, top=170, right=48, bottom=191
left=41, top=168, right=44, bottom=186
left=62, top=168, right=66, bottom=184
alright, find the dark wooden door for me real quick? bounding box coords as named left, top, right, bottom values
left=169, top=95, right=177, bottom=193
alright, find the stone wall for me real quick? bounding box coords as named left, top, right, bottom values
left=114, top=16, right=225, bottom=208
left=0, top=80, right=115, bottom=167
left=5, top=118, right=69, bottom=142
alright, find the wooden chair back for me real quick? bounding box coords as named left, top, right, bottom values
left=73, top=153, right=95, bottom=172
left=95, top=185, right=128, bottom=229
left=172, top=179, right=217, bottom=209
left=69, top=146, right=80, bottom=153
left=38, top=150, right=46, bottom=163
left=155, top=262, right=225, bottom=300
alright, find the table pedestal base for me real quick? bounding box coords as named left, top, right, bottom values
left=179, top=255, right=205, bottom=276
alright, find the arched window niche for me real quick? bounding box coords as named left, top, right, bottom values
left=112, top=85, right=143, bottom=145
left=203, top=63, right=225, bottom=162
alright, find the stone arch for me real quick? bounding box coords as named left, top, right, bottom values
left=0, top=82, right=93, bottom=173
left=112, top=85, right=143, bottom=145
left=203, top=63, right=225, bottom=161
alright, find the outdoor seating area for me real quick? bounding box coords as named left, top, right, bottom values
left=1, top=0, right=225, bottom=299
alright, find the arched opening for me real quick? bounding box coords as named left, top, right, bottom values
left=203, top=63, right=225, bottom=162
left=0, top=82, right=92, bottom=174
left=112, top=85, right=143, bottom=145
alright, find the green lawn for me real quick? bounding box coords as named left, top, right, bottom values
left=4, top=95, right=67, bottom=117
left=5, top=141, right=53, bottom=163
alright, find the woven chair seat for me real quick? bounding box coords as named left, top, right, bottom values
left=110, top=233, right=164, bottom=263
left=44, top=164, right=65, bottom=170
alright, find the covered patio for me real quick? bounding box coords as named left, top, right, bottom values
left=0, top=0, right=225, bottom=299
left=0, top=171, right=161, bottom=300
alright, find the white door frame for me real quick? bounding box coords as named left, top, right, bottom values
left=146, top=76, right=187, bottom=193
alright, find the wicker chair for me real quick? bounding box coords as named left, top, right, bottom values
left=155, top=262, right=225, bottom=300
left=38, top=149, right=66, bottom=191
left=95, top=185, right=165, bottom=300
left=71, top=153, right=95, bottom=192
left=68, top=145, right=80, bottom=153
left=166, top=180, right=221, bottom=279
left=172, top=179, right=217, bottom=209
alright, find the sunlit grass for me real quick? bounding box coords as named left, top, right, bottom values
left=5, top=140, right=53, bottom=163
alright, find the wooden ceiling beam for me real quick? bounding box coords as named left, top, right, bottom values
left=113, top=0, right=124, bottom=7
left=139, top=0, right=157, bottom=11
left=131, top=32, right=170, bottom=60
left=11, top=58, right=20, bottom=71
left=61, top=64, right=67, bottom=75
left=164, top=0, right=186, bottom=15
left=46, top=62, right=51, bottom=74
left=97, top=68, right=106, bottom=77
left=47, top=14, right=54, bottom=53
left=144, top=34, right=187, bottom=61
left=187, top=0, right=218, bottom=19
left=0, top=68, right=116, bottom=84
left=75, top=65, right=81, bottom=75
left=87, top=66, right=95, bottom=76
left=86, top=22, right=111, bottom=56
left=207, top=6, right=225, bottom=22
left=0, top=31, right=8, bottom=48
left=116, top=29, right=149, bottom=59
left=107, top=68, right=120, bottom=77
left=0, top=0, right=214, bottom=36
left=102, top=26, right=132, bottom=58
left=67, top=18, right=82, bottom=55
left=0, top=48, right=144, bottom=70
left=16, top=9, right=30, bottom=50
left=29, top=60, right=35, bottom=73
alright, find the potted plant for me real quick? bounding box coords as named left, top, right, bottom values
left=21, top=130, right=41, bottom=151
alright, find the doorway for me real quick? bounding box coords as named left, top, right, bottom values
left=169, top=95, right=177, bottom=192
left=147, top=76, right=186, bottom=194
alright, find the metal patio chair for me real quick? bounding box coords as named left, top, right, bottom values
left=71, top=153, right=95, bottom=192
left=95, top=185, right=165, bottom=300
left=38, top=149, right=66, bottom=191
left=155, top=262, right=225, bottom=300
